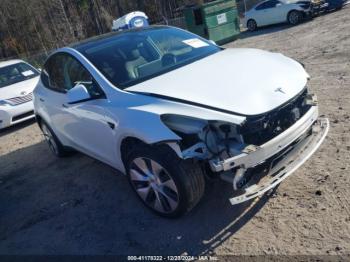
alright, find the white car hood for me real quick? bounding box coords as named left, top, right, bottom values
left=0, top=76, right=39, bottom=100
left=126, top=48, right=309, bottom=116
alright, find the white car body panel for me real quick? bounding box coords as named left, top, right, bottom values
left=35, top=78, right=245, bottom=170
left=60, top=48, right=246, bottom=124
left=0, top=60, right=39, bottom=129
left=126, top=48, right=309, bottom=116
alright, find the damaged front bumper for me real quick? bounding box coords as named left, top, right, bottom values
left=209, top=106, right=329, bottom=205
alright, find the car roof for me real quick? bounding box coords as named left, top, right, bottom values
left=253, top=0, right=289, bottom=8
left=71, top=25, right=170, bottom=53
left=250, top=0, right=268, bottom=10
left=0, top=59, right=25, bottom=68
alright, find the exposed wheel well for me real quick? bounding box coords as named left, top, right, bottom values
left=120, top=137, right=146, bottom=168
left=287, top=9, right=301, bottom=18
left=120, top=137, right=181, bottom=171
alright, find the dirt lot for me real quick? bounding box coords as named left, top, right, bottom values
left=1, top=6, right=350, bottom=257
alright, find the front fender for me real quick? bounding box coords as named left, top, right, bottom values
left=104, top=107, right=181, bottom=173
left=104, top=91, right=246, bottom=173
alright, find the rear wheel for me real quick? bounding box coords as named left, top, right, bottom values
left=41, top=122, right=69, bottom=157
left=247, top=19, right=257, bottom=31
left=126, top=144, right=205, bottom=218
left=288, top=11, right=302, bottom=25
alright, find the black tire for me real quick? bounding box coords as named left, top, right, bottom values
left=288, top=10, right=302, bottom=25
left=40, top=122, right=69, bottom=157
left=126, top=144, right=205, bottom=218
left=247, top=19, right=257, bottom=31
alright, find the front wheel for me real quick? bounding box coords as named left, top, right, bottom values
left=288, top=11, right=302, bottom=25
left=126, top=145, right=205, bottom=218
left=247, top=19, right=257, bottom=31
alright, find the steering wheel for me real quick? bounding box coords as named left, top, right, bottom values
left=161, top=53, right=177, bottom=67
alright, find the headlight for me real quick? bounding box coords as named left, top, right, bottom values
left=161, top=114, right=245, bottom=159
left=161, top=114, right=207, bottom=135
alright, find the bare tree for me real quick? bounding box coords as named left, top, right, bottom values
left=0, top=0, right=188, bottom=61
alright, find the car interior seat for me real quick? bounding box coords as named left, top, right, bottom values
left=124, top=48, right=147, bottom=79
left=93, top=51, right=130, bottom=85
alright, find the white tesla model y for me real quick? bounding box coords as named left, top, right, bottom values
left=34, top=26, right=329, bottom=217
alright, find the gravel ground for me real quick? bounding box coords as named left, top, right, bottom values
left=0, top=6, right=349, bottom=257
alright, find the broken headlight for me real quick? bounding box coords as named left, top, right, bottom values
left=161, top=114, right=245, bottom=160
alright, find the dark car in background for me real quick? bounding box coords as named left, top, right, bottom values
left=311, top=0, right=346, bottom=14
left=325, top=0, right=346, bottom=10
left=310, top=0, right=329, bottom=15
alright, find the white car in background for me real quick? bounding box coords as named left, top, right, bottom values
left=243, top=0, right=312, bottom=31
left=34, top=26, right=329, bottom=217
left=0, top=60, right=40, bottom=129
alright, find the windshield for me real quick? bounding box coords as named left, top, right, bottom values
left=78, top=27, right=221, bottom=88
left=0, top=62, right=39, bottom=88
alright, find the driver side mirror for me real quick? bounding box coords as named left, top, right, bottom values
left=67, top=84, right=91, bottom=104
left=209, top=40, right=217, bottom=45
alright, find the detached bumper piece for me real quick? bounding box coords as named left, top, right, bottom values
left=311, top=0, right=329, bottom=14
left=228, top=117, right=329, bottom=205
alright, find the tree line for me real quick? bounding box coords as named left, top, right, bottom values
left=0, top=0, right=187, bottom=62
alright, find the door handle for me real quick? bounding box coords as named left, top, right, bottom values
left=39, top=98, right=45, bottom=102
left=62, top=104, right=68, bottom=108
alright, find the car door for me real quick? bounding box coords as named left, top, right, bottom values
left=38, top=52, right=117, bottom=166
left=273, top=1, right=288, bottom=23
left=35, top=53, right=74, bottom=146
left=254, top=0, right=281, bottom=26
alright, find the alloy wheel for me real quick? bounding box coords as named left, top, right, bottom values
left=247, top=20, right=257, bottom=31
left=129, top=157, right=179, bottom=214
left=289, top=12, right=300, bottom=25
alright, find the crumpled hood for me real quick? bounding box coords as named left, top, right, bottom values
left=126, top=48, right=309, bottom=116
left=0, top=77, right=39, bottom=100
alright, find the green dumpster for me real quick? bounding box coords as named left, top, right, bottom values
left=184, top=0, right=240, bottom=45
